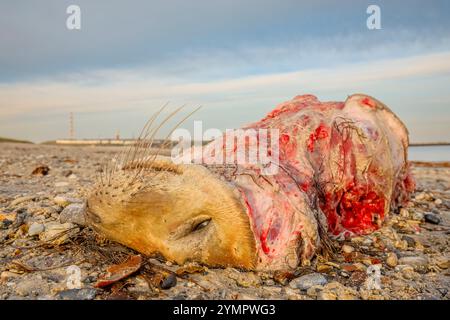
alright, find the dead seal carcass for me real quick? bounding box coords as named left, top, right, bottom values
left=85, top=94, right=415, bottom=270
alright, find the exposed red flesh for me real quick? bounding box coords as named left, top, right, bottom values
left=185, top=94, right=414, bottom=269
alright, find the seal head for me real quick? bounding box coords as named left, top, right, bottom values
left=86, top=159, right=257, bottom=269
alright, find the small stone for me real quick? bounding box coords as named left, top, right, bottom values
left=10, top=196, right=34, bottom=207
left=68, top=174, right=78, bottom=180
left=320, top=281, right=358, bottom=300
left=226, top=269, right=260, bottom=287
left=411, top=211, right=424, bottom=221
left=442, top=200, right=450, bottom=209
left=397, top=265, right=416, bottom=280
left=289, top=273, right=327, bottom=291
left=272, top=271, right=294, bottom=285
left=340, top=263, right=359, bottom=272
left=306, top=285, right=324, bottom=297
left=430, top=206, right=439, bottom=214
left=160, top=274, right=177, bottom=290
left=61, top=170, right=73, bottom=177
left=55, top=182, right=69, bottom=188
left=415, top=241, right=425, bottom=251
left=339, top=271, right=350, bottom=278
left=317, top=264, right=333, bottom=273
left=53, top=196, right=70, bottom=207
left=415, top=193, right=425, bottom=201
left=32, top=165, right=50, bottom=176
left=424, top=213, right=441, bottom=225
left=415, top=192, right=431, bottom=201
left=83, top=276, right=96, bottom=284
left=360, top=289, right=385, bottom=300
left=399, top=208, right=410, bottom=218
left=353, top=263, right=367, bottom=271
left=386, top=252, right=398, bottom=267
left=398, top=256, right=428, bottom=270
left=394, top=240, right=409, bottom=250
left=401, top=235, right=416, bottom=247
left=60, top=203, right=87, bottom=226
left=28, top=222, right=45, bottom=236
left=361, top=258, right=374, bottom=266
left=57, top=288, right=97, bottom=300
left=342, top=244, right=355, bottom=254
left=435, top=257, right=450, bottom=269
left=434, top=199, right=442, bottom=205
left=350, top=237, right=364, bottom=244
left=264, top=279, right=275, bottom=286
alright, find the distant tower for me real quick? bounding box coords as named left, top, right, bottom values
left=69, top=112, right=74, bottom=139
left=115, top=129, right=120, bottom=140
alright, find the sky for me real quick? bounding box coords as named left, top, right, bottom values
left=0, top=0, right=450, bottom=143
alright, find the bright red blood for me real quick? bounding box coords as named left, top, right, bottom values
left=260, top=227, right=271, bottom=254
left=280, top=134, right=290, bottom=144
left=333, top=186, right=385, bottom=235
left=361, top=97, right=377, bottom=108
left=307, top=123, right=329, bottom=152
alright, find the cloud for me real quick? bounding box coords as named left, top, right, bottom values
left=1, top=0, right=450, bottom=81
left=1, top=1, right=449, bottom=143
left=1, top=49, right=450, bottom=143
left=1, top=51, right=450, bottom=118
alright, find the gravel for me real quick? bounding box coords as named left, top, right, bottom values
left=59, top=203, right=87, bottom=226
left=289, top=273, right=328, bottom=291
left=1, top=143, right=449, bottom=300
left=424, top=213, right=442, bottom=225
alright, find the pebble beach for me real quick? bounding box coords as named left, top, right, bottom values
left=0, top=142, right=449, bottom=300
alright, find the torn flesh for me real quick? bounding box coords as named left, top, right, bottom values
left=182, top=94, right=415, bottom=270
